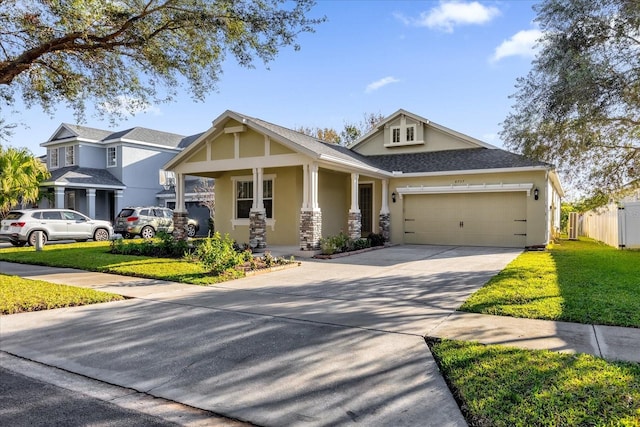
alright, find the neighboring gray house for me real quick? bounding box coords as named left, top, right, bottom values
left=38, top=124, right=208, bottom=224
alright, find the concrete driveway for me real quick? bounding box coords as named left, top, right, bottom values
left=0, top=245, right=521, bottom=426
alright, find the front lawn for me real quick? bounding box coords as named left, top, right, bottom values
left=0, top=274, right=124, bottom=314
left=430, top=339, right=640, bottom=427
left=0, top=241, right=240, bottom=285
left=460, top=238, right=640, bottom=327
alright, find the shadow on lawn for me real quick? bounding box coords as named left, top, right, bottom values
left=551, top=239, right=640, bottom=327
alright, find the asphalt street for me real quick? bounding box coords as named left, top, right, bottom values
left=0, top=367, right=179, bottom=427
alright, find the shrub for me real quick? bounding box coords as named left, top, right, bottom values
left=367, top=233, right=386, bottom=247
left=190, top=232, right=242, bottom=275
left=109, top=233, right=191, bottom=258
left=351, top=238, right=371, bottom=251
left=320, top=237, right=337, bottom=255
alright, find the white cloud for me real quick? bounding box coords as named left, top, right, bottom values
left=365, top=76, right=400, bottom=93
left=491, top=29, right=543, bottom=62
left=399, top=1, right=500, bottom=32
left=101, top=96, right=161, bottom=116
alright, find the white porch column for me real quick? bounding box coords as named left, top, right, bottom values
left=348, top=173, right=362, bottom=240
left=54, top=187, right=65, bottom=209
left=172, top=173, right=189, bottom=240
left=380, top=179, right=389, bottom=215
left=250, top=167, right=267, bottom=251
left=300, top=162, right=322, bottom=250
left=302, top=164, right=310, bottom=209
left=310, top=162, right=319, bottom=210
left=175, top=173, right=186, bottom=213
left=350, top=173, right=360, bottom=213
left=256, top=167, right=264, bottom=210
left=86, top=188, right=96, bottom=219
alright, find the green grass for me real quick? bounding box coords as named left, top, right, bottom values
left=429, top=339, right=640, bottom=427
left=1, top=274, right=125, bottom=314
left=460, top=238, right=640, bottom=327
left=0, top=241, right=242, bottom=285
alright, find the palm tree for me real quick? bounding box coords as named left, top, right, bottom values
left=0, top=146, right=50, bottom=218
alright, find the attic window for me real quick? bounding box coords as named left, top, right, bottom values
left=390, top=125, right=416, bottom=144
left=385, top=123, right=423, bottom=147
left=392, top=128, right=401, bottom=143
left=406, top=126, right=415, bottom=142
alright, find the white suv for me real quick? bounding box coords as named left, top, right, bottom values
left=0, top=209, right=113, bottom=247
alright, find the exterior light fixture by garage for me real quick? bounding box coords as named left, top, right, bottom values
left=534, top=188, right=539, bottom=200
left=392, top=192, right=397, bottom=203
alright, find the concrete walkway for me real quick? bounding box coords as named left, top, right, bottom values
left=1, top=245, right=639, bottom=426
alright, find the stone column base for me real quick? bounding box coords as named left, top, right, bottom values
left=249, top=210, right=267, bottom=252
left=348, top=211, right=362, bottom=240
left=300, top=209, right=322, bottom=250
left=379, top=213, right=390, bottom=242
left=172, top=211, right=189, bottom=241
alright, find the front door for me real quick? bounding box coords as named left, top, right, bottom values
left=359, top=183, right=373, bottom=236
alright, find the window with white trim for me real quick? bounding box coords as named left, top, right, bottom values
left=391, top=127, right=401, bottom=143
left=390, top=125, right=416, bottom=144
left=49, top=148, right=59, bottom=168
left=406, top=125, right=415, bottom=142
left=107, top=147, right=117, bottom=167
left=65, top=145, right=76, bottom=166
left=235, top=179, right=273, bottom=219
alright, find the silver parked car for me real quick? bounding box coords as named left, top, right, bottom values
left=113, top=207, right=199, bottom=239
left=0, top=209, right=113, bottom=247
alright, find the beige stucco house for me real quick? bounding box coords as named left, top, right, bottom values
left=164, top=109, right=564, bottom=249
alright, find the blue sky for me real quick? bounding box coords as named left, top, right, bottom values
left=6, top=0, right=543, bottom=156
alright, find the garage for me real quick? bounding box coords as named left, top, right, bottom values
left=403, top=192, right=527, bottom=247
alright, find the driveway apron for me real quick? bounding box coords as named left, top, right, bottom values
left=0, top=245, right=521, bottom=426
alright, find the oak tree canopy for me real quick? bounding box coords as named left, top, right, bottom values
left=0, top=0, right=324, bottom=121
left=501, top=0, right=639, bottom=198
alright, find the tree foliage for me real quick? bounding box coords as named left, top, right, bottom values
left=501, top=0, right=639, bottom=196
left=296, top=111, right=385, bottom=145
left=0, top=0, right=324, bottom=122
left=0, top=146, right=50, bottom=217
left=294, top=126, right=341, bottom=144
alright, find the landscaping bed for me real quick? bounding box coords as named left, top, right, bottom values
left=0, top=233, right=297, bottom=286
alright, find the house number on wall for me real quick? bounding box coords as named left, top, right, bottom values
left=454, top=179, right=465, bottom=184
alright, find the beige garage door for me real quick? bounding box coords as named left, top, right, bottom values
left=403, top=192, right=527, bottom=247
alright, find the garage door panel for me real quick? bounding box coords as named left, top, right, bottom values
left=403, top=193, right=527, bottom=247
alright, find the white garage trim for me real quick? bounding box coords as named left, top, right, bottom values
left=396, top=183, right=534, bottom=198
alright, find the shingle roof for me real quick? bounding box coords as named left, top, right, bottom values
left=242, top=114, right=381, bottom=171
left=365, top=148, right=551, bottom=173
left=178, top=132, right=206, bottom=149
left=55, top=124, right=203, bottom=149
left=104, top=127, right=187, bottom=147
left=59, top=124, right=113, bottom=141
left=44, top=166, right=125, bottom=188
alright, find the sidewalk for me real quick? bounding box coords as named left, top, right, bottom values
left=428, top=311, right=640, bottom=363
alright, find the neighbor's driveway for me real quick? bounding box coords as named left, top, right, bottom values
left=0, top=245, right=520, bottom=426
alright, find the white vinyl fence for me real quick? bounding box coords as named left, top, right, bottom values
left=581, top=202, right=640, bottom=249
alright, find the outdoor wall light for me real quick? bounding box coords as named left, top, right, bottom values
left=392, top=192, right=397, bottom=203
left=534, top=188, right=539, bottom=200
